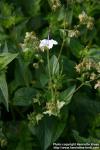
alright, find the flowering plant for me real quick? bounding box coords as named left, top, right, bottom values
left=0, top=0, right=100, bottom=150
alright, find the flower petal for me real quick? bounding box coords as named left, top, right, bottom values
left=39, top=39, right=58, bottom=51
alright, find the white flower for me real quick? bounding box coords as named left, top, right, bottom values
left=39, top=39, right=58, bottom=51
left=43, top=100, right=65, bottom=116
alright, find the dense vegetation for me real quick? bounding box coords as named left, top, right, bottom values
left=0, top=0, right=100, bottom=149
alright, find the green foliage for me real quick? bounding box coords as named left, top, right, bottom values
left=73, top=130, right=100, bottom=144
left=0, top=1, right=24, bottom=29
left=13, top=87, right=37, bottom=106
left=3, top=121, right=34, bottom=150
left=0, top=72, right=8, bottom=111
left=69, top=39, right=83, bottom=58
left=49, top=55, right=59, bottom=75
left=0, top=53, right=18, bottom=71
left=60, top=85, right=76, bottom=105
left=0, top=52, right=18, bottom=110
left=0, top=0, right=100, bottom=150
left=29, top=116, right=67, bottom=150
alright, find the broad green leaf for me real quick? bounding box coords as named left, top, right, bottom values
left=0, top=72, right=8, bottom=111
left=49, top=55, right=59, bottom=75
left=5, top=121, right=33, bottom=150
left=70, top=92, right=100, bottom=134
left=13, top=87, right=37, bottom=106
left=61, top=56, right=76, bottom=78
left=29, top=116, right=67, bottom=150
left=69, top=39, right=83, bottom=58
left=40, top=73, right=48, bottom=87
left=73, top=130, right=100, bottom=144
left=0, top=52, right=18, bottom=71
left=57, top=7, right=65, bottom=22
left=60, top=85, right=76, bottom=105
left=66, top=9, right=73, bottom=26
left=59, top=29, right=66, bottom=39
left=22, top=0, right=41, bottom=17
left=9, top=60, right=32, bottom=94
left=17, top=57, right=32, bottom=86
left=90, top=114, right=100, bottom=139
left=87, top=47, right=100, bottom=61
left=15, top=122, right=33, bottom=150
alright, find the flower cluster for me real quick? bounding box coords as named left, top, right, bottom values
left=20, top=32, right=39, bottom=52
left=68, top=29, right=80, bottom=38
left=78, top=11, right=94, bottom=30
left=28, top=100, right=65, bottom=125
left=43, top=100, right=65, bottom=116
left=75, top=58, right=100, bottom=74
left=28, top=95, right=65, bottom=125
left=48, top=0, right=61, bottom=11
left=28, top=112, right=43, bottom=126
left=20, top=32, right=45, bottom=67
left=75, top=58, right=100, bottom=89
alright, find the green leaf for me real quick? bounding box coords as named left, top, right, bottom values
left=15, top=122, right=33, bottom=150
left=3, top=41, right=8, bottom=53
left=73, top=130, right=100, bottom=144
left=0, top=72, right=8, bottom=111
left=49, top=55, right=59, bottom=75
left=29, top=116, right=66, bottom=150
left=5, top=121, right=33, bottom=150
left=66, top=9, right=73, bottom=26
left=61, top=56, right=76, bottom=78
left=21, top=0, right=41, bottom=17
left=60, top=85, right=76, bottom=105
left=90, top=114, right=100, bottom=139
left=69, top=39, right=83, bottom=58
left=70, top=92, right=100, bottom=134
left=40, top=73, right=48, bottom=87
left=16, top=57, right=32, bottom=86
left=87, top=47, right=100, bottom=61
left=57, top=7, right=65, bottom=21
left=0, top=53, right=18, bottom=71
left=13, top=87, right=37, bottom=106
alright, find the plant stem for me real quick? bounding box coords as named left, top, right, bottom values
left=74, top=83, right=84, bottom=94
left=58, top=39, right=65, bottom=63
left=47, top=49, right=54, bottom=100
left=74, top=75, right=100, bottom=94
left=54, top=11, right=67, bottom=73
